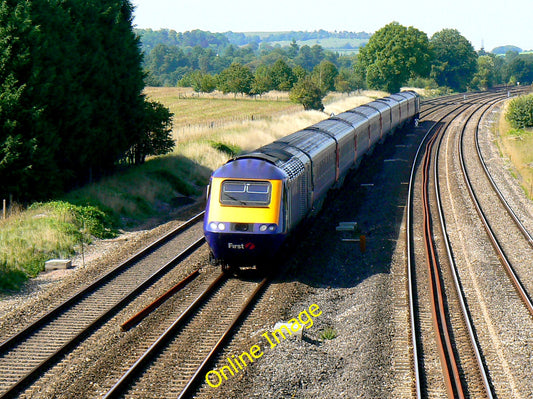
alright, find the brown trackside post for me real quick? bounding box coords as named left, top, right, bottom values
left=359, top=235, right=366, bottom=252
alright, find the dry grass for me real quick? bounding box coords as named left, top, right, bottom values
left=153, top=88, right=386, bottom=172
left=497, top=101, right=533, bottom=198
left=144, top=87, right=299, bottom=128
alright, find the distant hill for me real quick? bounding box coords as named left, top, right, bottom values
left=135, top=29, right=370, bottom=55
left=492, top=45, right=523, bottom=54
left=224, top=30, right=370, bottom=54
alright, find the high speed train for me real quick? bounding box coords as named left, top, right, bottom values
left=204, top=91, right=420, bottom=269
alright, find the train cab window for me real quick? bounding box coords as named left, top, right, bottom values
left=220, top=180, right=272, bottom=206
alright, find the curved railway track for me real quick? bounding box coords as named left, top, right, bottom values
left=459, top=100, right=533, bottom=316
left=0, top=212, right=206, bottom=398
left=407, top=90, right=527, bottom=398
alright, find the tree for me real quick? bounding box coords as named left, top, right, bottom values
left=217, top=62, right=254, bottom=95
left=0, top=0, right=40, bottom=197
left=0, top=0, right=174, bottom=200
left=252, top=64, right=274, bottom=95
left=126, top=101, right=175, bottom=164
left=472, top=55, right=496, bottom=90
left=269, top=59, right=296, bottom=91
left=186, top=70, right=217, bottom=93
left=312, top=60, right=338, bottom=92
left=289, top=76, right=325, bottom=111
left=505, top=55, right=533, bottom=85
left=430, top=29, right=478, bottom=91
left=356, top=22, right=431, bottom=93
left=335, top=67, right=364, bottom=93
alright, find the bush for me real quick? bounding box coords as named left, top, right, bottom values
left=506, top=94, right=533, bottom=129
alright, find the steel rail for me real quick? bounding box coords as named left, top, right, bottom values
left=433, top=98, right=503, bottom=398
left=0, top=212, right=205, bottom=398
left=177, top=277, right=269, bottom=398
left=421, top=128, right=465, bottom=398
left=474, top=102, right=533, bottom=248
left=406, top=91, right=510, bottom=398
left=459, top=100, right=533, bottom=317
left=0, top=211, right=205, bottom=354
left=102, top=272, right=229, bottom=399
left=120, top=268, right=200, bottom=331
left=407, top=96, right=474, bottom=399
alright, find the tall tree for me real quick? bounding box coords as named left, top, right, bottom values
left=269, top=59, right=296, bottom=91
left=472, top=55, right=497, bottom=90
left=505, top=55, right=533, bottom=85
left=289, top=76, right=325, bottom=111
left=356, top=22, right=431, bottom=93
left=430, top=29, right=478, bottom=91
left=0, top=0, right=173, bottom=200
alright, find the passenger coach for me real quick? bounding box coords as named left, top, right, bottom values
left=204, top=91, right=420, bottom=269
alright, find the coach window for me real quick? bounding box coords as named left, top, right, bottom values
left=220, top=180, right=272, bottom=206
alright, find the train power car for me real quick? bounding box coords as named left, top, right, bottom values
left=204, top=91, right=420, bottom=270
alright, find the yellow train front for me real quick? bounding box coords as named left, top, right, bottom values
left=204, top=157, right=288, bottom=267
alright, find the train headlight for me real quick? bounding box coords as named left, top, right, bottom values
left=259, top=225, right=268, bottom=232
left=209, top=222, right=218, bottom=230
left=268, top=224, right=277, bottom=232
left=217, top=222, right=226, bottom=231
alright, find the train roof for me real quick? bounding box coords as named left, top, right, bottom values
left=365, top=100, right=390, bottom=113
left=220, top=91, right=419, bottom=181
left=212, top=157, right=287, bottom=180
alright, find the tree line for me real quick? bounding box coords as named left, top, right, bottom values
left=0, top=0, right=174, bottom=202
left=136, top=28, right=371, bottom=53
left=140, top=24, right=533, bottom=104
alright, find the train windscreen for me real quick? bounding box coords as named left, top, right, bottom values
left=220, top=180, right=272, bottom=207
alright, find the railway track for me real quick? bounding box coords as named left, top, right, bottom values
left=102, top=272, right=269, bottom=398
left=0, top=212, right=206, bottom=398
left=459, top=100, right=533, bottom=315
left=3, top=88, right=533, bottom=398
left=407, top=90, right=525, bottom=398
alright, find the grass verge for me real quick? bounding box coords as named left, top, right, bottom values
left=498, top=101, right=533, bottom=199
left=0, top=201, right=115, bottom=291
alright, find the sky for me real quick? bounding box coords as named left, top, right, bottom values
left=131, top=0, right=532, bottom=52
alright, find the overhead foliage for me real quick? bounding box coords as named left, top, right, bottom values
left=356, top=22, right=431, bottom=93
